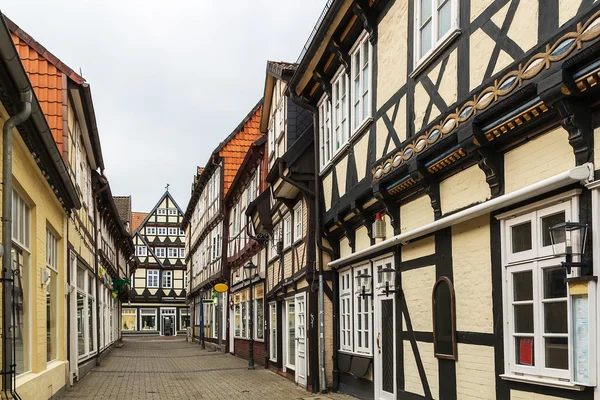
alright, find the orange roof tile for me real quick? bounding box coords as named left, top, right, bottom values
left=131, top=212, right=148, bottom=233
left=6, top=16, right=86, bottom=156
left=219, top=105, right=263, bottom=196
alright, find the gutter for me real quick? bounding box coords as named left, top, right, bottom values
left=289, top=93, right=331, bottom=393
left=1, top=89, right=31, bottom=398
left=329, top=163, right=594, bottom=268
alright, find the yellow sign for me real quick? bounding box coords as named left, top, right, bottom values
left=569, top=281, right=589, bottom=295
left=214, top=283, right=229, bottom=293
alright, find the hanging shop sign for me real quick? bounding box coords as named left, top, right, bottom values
left=214, top=283, right=228, bottom=293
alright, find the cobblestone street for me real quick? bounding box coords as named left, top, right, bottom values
left=60, top=337, right=350, bottom=400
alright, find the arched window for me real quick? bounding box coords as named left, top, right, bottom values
left=432, top=277, right=457, bottom=360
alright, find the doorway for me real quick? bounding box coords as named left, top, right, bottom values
left=295, top=292, right=307, bottom=387
left=374, top=293, right=396, bottom=399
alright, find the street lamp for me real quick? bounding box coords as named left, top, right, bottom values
left=355, top=272, right=373, bottom=298
left=549, top=221, right=588, bottom=274
left=244, top=260, right=257, bottom=370
left=378, top=266, right=398, bottom=297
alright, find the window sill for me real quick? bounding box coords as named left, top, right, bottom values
left=499, top=374, right=585, bottom=391
left=410, top=29, right=462, bottom=79
left=338, top=349, right=373, bottom=358
left=293, top=238, right=303, bottom=246
left=351, top=117, right=374, bottom=142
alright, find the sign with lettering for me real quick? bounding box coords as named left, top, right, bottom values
left=572, top=294, right=590, bottom=385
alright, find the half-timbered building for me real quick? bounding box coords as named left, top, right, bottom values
left=245, top=61, right=319, bottom=389
left=93, top=173, right=136, bottom=356
left=126, top=191, right=188, bottom=336
left=182, top=101, right=262, bottom=349
left=290, top=1, right=600, bottom=399
left=226, top=136, right=267, bottom=364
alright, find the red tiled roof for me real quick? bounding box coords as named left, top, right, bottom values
left=6, top=15, right=85, bottom=156
left=131, top=212, right=148, bottom=233
left=219, top=106, right=262, bottom=196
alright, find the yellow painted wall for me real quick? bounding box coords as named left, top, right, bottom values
left=402, top=265, right=435, bottom=331
left=354, top=133, right=369, bottom=181
left=403, top=341, right=438, bottom=398
left=510, top=390, right=568, bottom=400
left=340, top=237, right=351, bottom=259
left=401, top=236, right=435, bottom=262
left=335, top=156, right=348, bottom=199
left=440, top=164, right=490, bottom=215
left=400, top=195, right=434, bottom=233
left=322, top=171, right=333, bottom=211
left=376, top=0, right=408, bottom=106
left=0, top=109, right=69, bottom=398
left=456, top=344, right=496, bottom=399
left=452, top=216, right=494, bottom=333
left=355, top=226, right=370, bottom=252
left=504, top=127, right=575, bottom=193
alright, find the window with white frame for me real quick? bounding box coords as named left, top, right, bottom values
left=168, top=208, right=178, bottom=215
left=179, top=229, right=185, bottom=236
left=415, top=0, right=458, bottom=65
left=147, top=270, right=159, bottom=288
left=294, top=202, right=303, bottom=240
left=350, top=33, right=372, bottom=131
left=354, top=264, right=372, bottom=355
left=255, top=284, right=264, bottom=341
left=136, top=246, right=147, bottom=257
left=13, top=191, right=31, bottom=374
left=167, top=248, right=178, bottom=258
left=499, top=194, right=579, bottom=381
left=146, top=227, right=156, bottom=235
left=157, top=227, right=167, bottom=235
left=338, top=262, right=374, bottom=356
left=162, top=271, right=172, bottom=289
left=155, top=247, right=166, bottom=258
left=168, top=227, right=178, bottom=236
left=157, top=209, right=167, bottom=216
left=339, top=269, right=353, bottom=352
left=283, top=215, right=292, bottom=248
left=318, top=96, right=332, bottom=168
left=180, top=248, right=185, bottom=258
left=270, top=224, right=280, bottom=260
left=269, top=302, right=277, bottom=361
left=46, top=229, right=58, bottom=362
left=332, top=68, right=349, bottom=154
left=268, top=120, right=275, bottom=157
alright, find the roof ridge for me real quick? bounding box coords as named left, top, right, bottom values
left=3, top=14, right=85, bottom=85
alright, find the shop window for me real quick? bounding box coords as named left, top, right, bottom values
left=432, top=277, right=457, bottom=360
left=141, top=309, right=157, bottom=330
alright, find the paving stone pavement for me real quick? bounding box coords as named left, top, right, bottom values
left=60, top=336, right=353, bottom=400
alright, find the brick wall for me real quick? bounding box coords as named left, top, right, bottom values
left=234, top=338, right=266, bottom=366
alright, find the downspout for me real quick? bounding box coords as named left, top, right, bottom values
left=290, top=93, right=333, bottom=393
left=2, top=89, right=32, bottom=395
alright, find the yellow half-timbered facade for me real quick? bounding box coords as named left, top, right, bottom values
left=290, top=1, right=600, bottom=399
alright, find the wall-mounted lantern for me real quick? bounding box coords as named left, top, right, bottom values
left=549, top=221, right=588, bottom=274
left=355, top=272, right=372, bottom=298
left=378, top=266, right=398, bottom=297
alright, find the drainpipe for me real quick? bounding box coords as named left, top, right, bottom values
left=289, top=93, right=333, bottom=393
left=2, top=89, right=32, bottom=395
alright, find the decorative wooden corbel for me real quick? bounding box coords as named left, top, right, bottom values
left=353, top=1, right=377, bottom=44
left=329, top=40, right=350, bottom=75
left=313, top=71, right=332, bottom=99
left=457, top=123, right=504, bottom=197
left=341, top=222, right=356, bottom=251
left=364, top=213, right=376, bottom=241
left=538, top=70, right=593, bottom=166
left=409, top=159, right=441, bottom=219
left=373, top=181, right=400, bottom=231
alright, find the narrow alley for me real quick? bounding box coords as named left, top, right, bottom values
left=59, top=337, right=349, bottom=400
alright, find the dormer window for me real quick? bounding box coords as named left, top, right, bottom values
left=414, top=0, right=459, bottom=70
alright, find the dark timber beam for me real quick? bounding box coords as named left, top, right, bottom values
left=457, top=123, right=504, bottom=197
left=409, top=159, right=441, bottom=219
left=538, top=69, right=593, bottom=166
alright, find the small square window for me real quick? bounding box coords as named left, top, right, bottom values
left=511, top=222, right=532, bottom=254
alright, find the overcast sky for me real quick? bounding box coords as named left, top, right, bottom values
left=3, top=0, right=326, bottom=212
